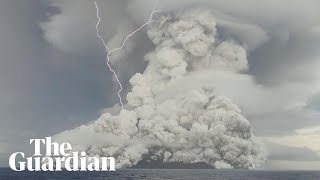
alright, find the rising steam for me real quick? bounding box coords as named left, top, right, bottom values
left=53, top=8, right=266, bottom=169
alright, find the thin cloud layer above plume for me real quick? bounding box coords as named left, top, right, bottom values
left=41, top=0, right=320, bottom=168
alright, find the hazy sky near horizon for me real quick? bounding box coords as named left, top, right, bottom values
left=1, top=0, right=320, bottom=169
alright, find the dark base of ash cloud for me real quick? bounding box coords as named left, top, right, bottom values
left=133, top=160, right=214, bottom=169
left=53, top=8, right=266, bottom=169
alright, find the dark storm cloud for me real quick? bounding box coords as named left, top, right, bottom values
left=0, top=0, right=117, bottom=166
left=248, top=32, right=320, bottom=85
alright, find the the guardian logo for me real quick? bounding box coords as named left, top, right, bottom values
left=9, top=137, right=116, bottom=171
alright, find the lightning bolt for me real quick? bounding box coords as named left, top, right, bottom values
left=94, top=0, right=159, bottom=110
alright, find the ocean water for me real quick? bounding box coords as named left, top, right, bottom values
left=1, top=168, right=320, bottom=180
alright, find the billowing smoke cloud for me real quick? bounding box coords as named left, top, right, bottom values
left=54, top=8, right=266, bottom=169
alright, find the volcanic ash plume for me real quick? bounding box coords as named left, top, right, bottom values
left=54, top=8, right=266, bottom=169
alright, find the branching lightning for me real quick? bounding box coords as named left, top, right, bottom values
left=93, top=0, right=159, bottom=109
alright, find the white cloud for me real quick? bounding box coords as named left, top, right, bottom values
left=265, top=126, right=320, bottom=156
left=53, top=9, right=269, bottom=169
left=266, top=160, right=320, bottom=170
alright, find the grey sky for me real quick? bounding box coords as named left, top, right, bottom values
left=0, top=0, right=115, bottom=166
left=1, top=0, right=320, bottom=169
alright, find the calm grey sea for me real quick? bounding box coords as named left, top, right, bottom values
left=1, top=168, right=320, bottom=180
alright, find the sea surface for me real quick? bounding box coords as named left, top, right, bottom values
left=1, top=168, right=320, bottom=180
